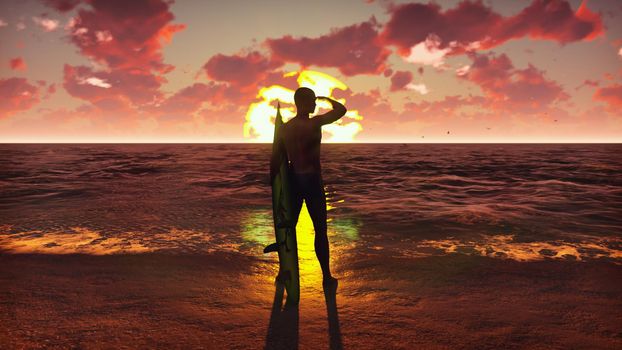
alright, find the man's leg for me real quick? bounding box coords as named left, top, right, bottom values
left=304, top=174, right=333, bottom=281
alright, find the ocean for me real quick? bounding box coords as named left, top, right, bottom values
left=1, top=143, right=620, bottom=262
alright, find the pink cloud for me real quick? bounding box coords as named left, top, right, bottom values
left=9, top=57, right=27, bottom=71
left=266, top=19, right=391, bottom=76
left=0, top=78, right=41, bottom=118
left=390, top=70, right=413, bottom=91
left=406, top=83, right=429, bottom=95
left=576, top=79, right=600, bottom=90
left=461, top=52, right=568, bottom=112
left=403, top=95, right=478, bottom=118
left=403, top=34, right=451, bottom=67
left=32, top=16, right=59, bottom=32
left=380, top=0, right=603, bottom=57
left=152, top=82, right=235, bottom=120
left=333, top=88, right=397, bottom=123
left=455, top=65, right=470, bottom=76
left=63, top=64, right=164, bottom=109
left=594, top=84, right=622, bottom=109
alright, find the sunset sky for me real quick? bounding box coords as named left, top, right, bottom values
left=1, top=0, right=621, bottom=142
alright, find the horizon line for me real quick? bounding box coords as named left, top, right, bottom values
left=1, top=141, right=620, bottom=145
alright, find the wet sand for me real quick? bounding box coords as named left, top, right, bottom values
left=1, top=252, right=621, bottom=349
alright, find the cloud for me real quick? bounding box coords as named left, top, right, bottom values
left=266, top=19, right=391, bottom=76
left=32, top=16, right=59, bottom=32
left=66, top=0, right=185, bottom=74
left=81, top=77, right=111, bottom=88
left=203, top=51, right=282, bottom=88
left=404, top=95, right=475, bottom=117
left=406, top=83, right=429, bottom=95
left=380, top=0, right=603, bottom=58
left=501, top=0, right=604, bottom=43
left=63, top=64, right=163, bottom=109
left=576, top=79, right=599, bottom=90
left=9, top=57, right=27, bottom=71
left=389, top=70, right=413, bottom=91
left=0, top=78, right=41, bottom=119
left=594, top=84, right=622, bottom=109
left=455, top=65, right=470, bottom=76
left=460, top=52, right=568, bottom=112
left=619, top=47, right=622, bottom=58
left=0, top=19, right=8, bottom=27
left=42, top=0, right=81, bottom=12
left=152, top=82, right=245, bottom=120
left=333, top=88, right=397, bottom=122
left=403, top=34, right=452, bottom=67
left=94, top=30, right=112, bottom=43
left=16, top=22, right=26, bottom=31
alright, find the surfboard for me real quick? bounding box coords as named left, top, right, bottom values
left=264, top=102, right=300, bottom=305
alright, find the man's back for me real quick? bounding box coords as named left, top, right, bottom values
left=281, top=93, right=347, bottom=175
left=282, top=116, right=322, bottom=174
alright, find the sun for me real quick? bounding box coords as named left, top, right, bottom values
left=243, top=70, right=363, bottom=143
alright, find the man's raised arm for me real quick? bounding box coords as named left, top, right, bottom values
left=313, top=96, right=347, bottom=126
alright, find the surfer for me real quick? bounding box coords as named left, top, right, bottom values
left=281, top=87, right=346, bottom=285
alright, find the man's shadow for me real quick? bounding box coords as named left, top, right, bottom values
left=323, top=280, right=343, bottom=350
left=264, top=280, right=342, bottom=350
left=265, top=281, right=299, bottom=350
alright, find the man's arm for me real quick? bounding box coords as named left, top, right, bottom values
left=313, top=96, right=347, bottom=126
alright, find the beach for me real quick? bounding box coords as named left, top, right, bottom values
left=1, top=252, right=621, bottom=349
left=1, top=144, right=621, bottom=349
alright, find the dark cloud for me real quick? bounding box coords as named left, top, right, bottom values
left=266, top=19, right=391, bottom=76
left=380, top=0, right=603, bottom=56
left=42, top=0, right=81, bottom=12
left=203, top=51, right=282, bottom=87
left=390, top=70, right=413, bottom=91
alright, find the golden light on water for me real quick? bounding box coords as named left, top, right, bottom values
left=243, top=70, right=363, bottom=143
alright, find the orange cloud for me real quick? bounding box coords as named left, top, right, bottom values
left=9, top=57, right=27, bottom=71
left=461, top=53, right=569, bottom=112
left=594, top=84, right=622, bottom=109
left=0, top=78, right=41, bottom=118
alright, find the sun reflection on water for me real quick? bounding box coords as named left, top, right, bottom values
left=240, top=194, right=360, bottom=291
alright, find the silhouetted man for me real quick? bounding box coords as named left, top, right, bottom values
left=281, top=87, right=346, bottom=285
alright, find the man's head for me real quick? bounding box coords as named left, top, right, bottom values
left=294, top=87, right=316, bottom=114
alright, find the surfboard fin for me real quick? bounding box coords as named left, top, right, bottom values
left=263, top=242, right=279, bottom=253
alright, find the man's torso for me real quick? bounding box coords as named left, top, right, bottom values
left=282, top=116, right=322, bottom=174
